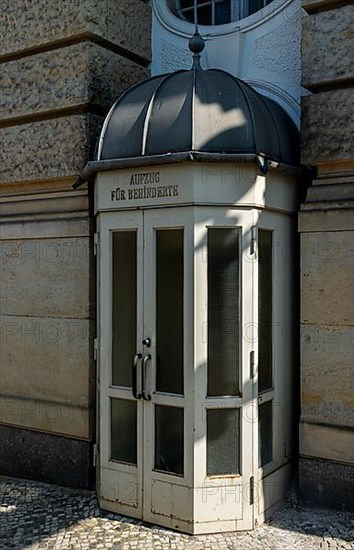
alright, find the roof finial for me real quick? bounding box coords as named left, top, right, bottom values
left=188, top=1, right=205, bottom=70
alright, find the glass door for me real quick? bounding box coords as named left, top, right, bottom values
left=142, top=208, right=194, bottom=530
left=98, top=205, right=256, bottom=532
left=98, top=208, right=194, bottom=530
left=98, top=210, right=144, bottom=519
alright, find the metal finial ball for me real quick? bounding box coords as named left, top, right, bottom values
left=189, top=32, right=205, bottom=55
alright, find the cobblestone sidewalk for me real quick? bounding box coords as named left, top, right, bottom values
left=0, top=476, right=353, bottom=549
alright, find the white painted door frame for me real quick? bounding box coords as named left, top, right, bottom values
left=97, top=205, right=257, bottom=532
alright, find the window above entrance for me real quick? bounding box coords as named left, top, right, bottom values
left=170, top=0, right=274, bottom=26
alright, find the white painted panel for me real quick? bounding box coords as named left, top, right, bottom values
left=150, top=481, right=193, bottom=521
left=100, top=467, right=140, bottom=509
left=95, top=165, right=194, bottom=212
left=194, top=480, right=244, bottom=522
left=257, top=462, right=292, bottom=520
left=95, top=164, right=299, bottom=214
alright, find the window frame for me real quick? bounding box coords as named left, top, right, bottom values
left=155, top=1, right=291, bottom=40
left=174, top=0, right=274, bottom=26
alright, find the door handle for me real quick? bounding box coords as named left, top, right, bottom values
left=142, top=354, right=151, bottom=401
left=132, top=353, right=142, bottom=399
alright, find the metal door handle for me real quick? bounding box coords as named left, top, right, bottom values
left=132, top=353, right=142, bottom=399
left=142, top=354, right=151, bottom=401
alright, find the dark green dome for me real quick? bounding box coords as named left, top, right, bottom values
left=96, top=68, right=300, bottom=168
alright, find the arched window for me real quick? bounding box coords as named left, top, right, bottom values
left=172, top=0, right=274, bottom=26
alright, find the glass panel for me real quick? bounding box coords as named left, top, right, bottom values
left=248, top=0, right=273, bottom=16
left=197, top=4, right=212, bottom=24
left=207, top=228, right=240, bottom=396
left=111, top=398, right=137, bottom=464
left=155, top=405, right=184, bottom=475
left=156, top=229, right=184, bottom=395
left=112, top=231, right=137, bottom=387
left=248, top=0, right=265, bottom=15
left=176, top=0, right=273, bottom=23
left=207, top=408, right=240, bottom=476
left=258, top=230, right=273, bottom=393
left=179, top=3, right=212, bottom=24
left=215, top=0, right=231, bottom=24
left=258, top=400, right=273, bottom=466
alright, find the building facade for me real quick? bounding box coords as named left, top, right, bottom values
left=0, top=0, right=353, bottom=524
left=1, top=0, right=151, bottom=487
left=299, top=0, right=354, bottom=510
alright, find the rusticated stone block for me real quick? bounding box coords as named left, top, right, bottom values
left=300, top=422, right=354, bottom=464
left=306, top=183, right=354, bottom=203
left=1, top=42, right=148, bottom=122
left=301, top=324, right=354, bottom=426
left=299, top=207, right=354, bottom=233
left=0, top=216, right=90, bottom=239
left=301, top=231, right=354, bottom=326
left=1, top=236, right=92, bottom=319
left=1, top=0, right=151, bottom=62
left=302, top=5, right=354, bottom=87
left=301, top=88, right=354, bottom=166
left=0, top=189, right=89, bottom=218
left=302, top=0, right=349, bottom=13
left=0, top=114, right=102, bottom=183
left=0, top=396, right=91, bottom=439
left=0, top=314, right=92, bottom=405
left=104, top=0, right=151, bottom=62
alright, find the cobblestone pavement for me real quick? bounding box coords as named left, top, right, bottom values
left=0, top=477, right=353, bottom=550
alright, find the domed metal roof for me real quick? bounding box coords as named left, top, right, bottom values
left=96, top=68, right=300, bottom=168
left=73, top=34, right=301, bottom=189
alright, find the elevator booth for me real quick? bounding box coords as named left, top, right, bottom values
left=80, top=48, right=301, bottom=533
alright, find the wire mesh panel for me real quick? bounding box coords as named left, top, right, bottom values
left=258, top=230, right=273, bottom=393
left=207, top=408, right=240, bottom=475
left=112, top=231, right=137, bottom=387
left=207, top=228, right=240, bottom=396
left=258, top=400, right=273, bottom=467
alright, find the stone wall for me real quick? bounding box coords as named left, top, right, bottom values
left=0, top=0, right=151, bottom=488
left=299, top=0, right=354, bottom=510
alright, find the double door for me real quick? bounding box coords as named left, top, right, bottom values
left=97, top=207, right=256, bottom=533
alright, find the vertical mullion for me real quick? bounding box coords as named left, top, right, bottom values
left=234, top=0, right=241, bottom=20
left=243, top=0, right=247, bottom=19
